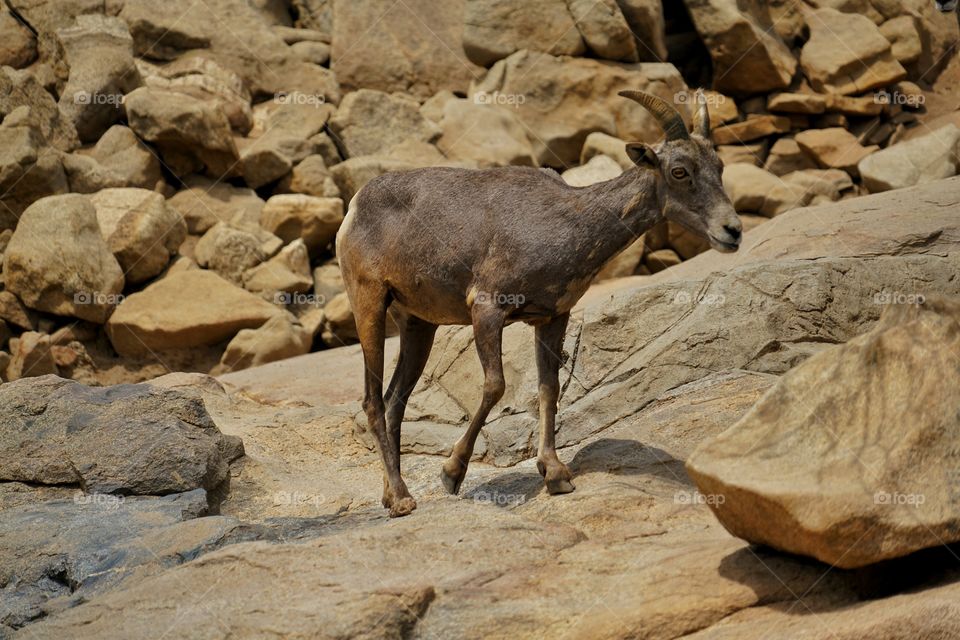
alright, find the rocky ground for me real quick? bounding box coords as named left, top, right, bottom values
left=0, top=0, right=957, bottom=385
left=3, top=177, right=960, bottom=638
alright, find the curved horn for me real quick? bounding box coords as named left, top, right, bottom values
left=692, top=89, right=711, bottom=139
left=618, top=90, right=689, bottom=142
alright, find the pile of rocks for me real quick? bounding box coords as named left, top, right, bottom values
left=0, top=0, right=955, bottom=383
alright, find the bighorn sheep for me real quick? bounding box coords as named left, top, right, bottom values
left=936, top=0, right=958, bottom=12
left=337, top=90, right=741, bottom=517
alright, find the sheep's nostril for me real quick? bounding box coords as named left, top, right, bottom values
left=723, top=224, right=742, bottom=243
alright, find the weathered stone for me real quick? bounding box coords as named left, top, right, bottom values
left=643, top=247, right=682, bottom=273
left=880, top=15, right=923, bottom=65
left=0, top=67, right=79, bottom=152
left=801, top=9, right=907, bottom=95
left=168, top=176, right=265, bottom=234
left=194, top=223, right=267, bottom=285
left=561, top=154, right=622, bottom=187
left=312, top=262, right=344, bottom=309
left=462, top=0, right=584, bottom=66
left=825, top=93, right=884, bottom=116
left=243, top=239, right=313, bottom=295
left=858, top=124, right=960, bottom=193
left=4, top=194, right=123, bottom=323
left=764, top=137, right=816, bottom=175
left=436, top=99, right=536, bottom=168
left=239, top=98, right=333, bottom=188
left=332, top=0, right=482, bottom=99
left=688, top=299, right=960, bottom=569
left=470, top=50, right=687, bottom=166
left=0, top=11, right=37, bottom=69
left=90, top=188, right=186, bottom=283
left=124, top=86, right=240, bottom=178
left=766, top=92, right=826, bottom=114
left=795, top=128, right=878, bottom=174
left=6, top=332, right=57, bottom=381
left=328, top=89, right=440, bottom=159
left=277, top=155, right=341, bottom=198
left=63, top=125, right=163, bottom=193
left=712, top=115, right=791, bottom=145
left=56, top=15, right=141, bottom=143
left=0, top=292, right=35, bottom=331
left=217, top=313, right=311, bottom=373
left=260, top=194, right=344, bottom=254
left=568, top=0, right=638, bottom=61
left=320, top=291, right=357, bottom=345
left=616, top=0, right=667, bottom=61
left=580, top=131, right=634, bottom=170
left=106, top=270, right=282, bottom=356
left=684, top=0, right=797, bottom=94
left=716, top=143, right=767, bottom=167
left=594, top=236, right=647, bottom=281
left=0, top=116, right=69, bottom=226
left=143, top=57, right=253, bottom=134
left=722, top=162, right=812, bottom=216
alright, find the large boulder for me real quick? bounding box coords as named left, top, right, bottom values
left=0, top=111, right=69, bottom=227
left=616, top=0, right=668, bottom=62
left=722, top=162, right=812, bottom=216
left=106, top=270, right=282, bottom=356
left=56, top=15, right=142, bottom=143
left=568, top=0, right=638, bottom=62
left=800, top=9, right=907, bottom=95
left=0, top=67, right=79, bottom=152
left=469, top=50, right=687, bottom=166
left=462, top=0, right=584, bottom=66
left=167, top=176, right=265, bottom=234
left=217, top=313, right=311, bottom=373
left=858, top=124, right=960, bottom=193
left=124, top=86, right=240, bottom=177
left=687, top=298, right=960, bottom=568
left=683, top=0, right=797, bottom=94
left=90, top=188, right=187, bottom=284
left=0, top=11, right=36, bottom=69
left=331, top=0, right=482, bottom=99
left=0, top=375, right=234, bottom=496
left=794, top=128, right=877, bottom=175
left=435, top=98, right=536, bottom=168
left=242, top=239, right=313, bottom=295
left=194, top=223, right=268, bottom=285
left=4, top=194, right=124, bottom=323
left=328, top=89, right=440, bottom=159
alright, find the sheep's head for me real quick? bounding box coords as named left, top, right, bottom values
left=619, top=90, right=742, bottom=253
left=936, top=0, right=958, bottom=12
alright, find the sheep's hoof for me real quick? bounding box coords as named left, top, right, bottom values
left=388, top=496, right=417, bottom=518
left=545, top=478, right=576, bottom=495
left=440, top=467, right=464, bottom=495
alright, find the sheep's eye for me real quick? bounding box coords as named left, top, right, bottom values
left=671, top=167, right=688, bottom=179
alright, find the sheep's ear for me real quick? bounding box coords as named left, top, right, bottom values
left=626, top=143, right=659, bottom=169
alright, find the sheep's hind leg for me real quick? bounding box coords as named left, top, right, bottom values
left=535, top=314, right=575, bottom=495
left=382, top=311, right=438, bottom=507
left=440, top=303, right=507, bottom=495
left=352, top=282, right=416, bottom=517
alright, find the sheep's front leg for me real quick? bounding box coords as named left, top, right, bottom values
left=535, top=313, right=575, bottom=494
left=440, top=303, right=507, bottom=495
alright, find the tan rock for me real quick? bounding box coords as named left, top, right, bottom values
left=825, top=94, right=884, bottom=116
left=168, top=176, right=265, bottom=235
left=795, top=128, right=878, bottom=174
left=328, top=89, right=439, bottom=159
left=0, top=11, right=36, bottom=69
left=561, top=155, right=622, bottom=187
left=644, top=248, right=682, bottom=273
left=90, top=188, right=186, bottom=284
left=716, top=143, right=767, bottom=167
left=594, top=236, right=646, bottom=281
left=616, top=0, right=667, bottom=61
left=763, top=137, right=816, bottom=176
left=568, top=0, right=638, bottom=62
left=243, top=239, right=313, bottom=295
left=722, top=163, right=812, bottom=216
left=688, top=299, right=960, bottom=568
left=6, top=332, right=57, bottom=381
left=470, top=50, right=687, bottom=166
left=436, top=99, right=536, bottom=168
left=801, top=9, right=906, bottom=95
left=64, top=125, right=163, bottom=193
left=858, top=124, right=960, bottom=193
left=0, top=291, right=36, bottom=331
left=278, top=155, right=340, bottom=199
left=106, top=270, right=281, bottom=356
left=712, top=115, right=791, bottom=145
left=217, top=313, right=311, bottom=373
left=462, top=0, right=584, bottom=66
left=684, top=0, right=797, bottom=94
left=766, top=92, right=826, bottom=115
left=332, top=0, right=482, bottom=99
left=580, top=132, right=633, bottom=170
left=260, top=195, right=344, bottom=254
left=880, top=15, right=922, bottom=65
left=4, top=194, right=124, bottom=323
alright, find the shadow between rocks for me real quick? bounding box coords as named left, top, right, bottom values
left=569, top=438, right=694, bottom=487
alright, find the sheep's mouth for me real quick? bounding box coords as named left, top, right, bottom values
left=937, top=0, right=958, bottom=12
left=709, top=234, right=740, bottom=253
